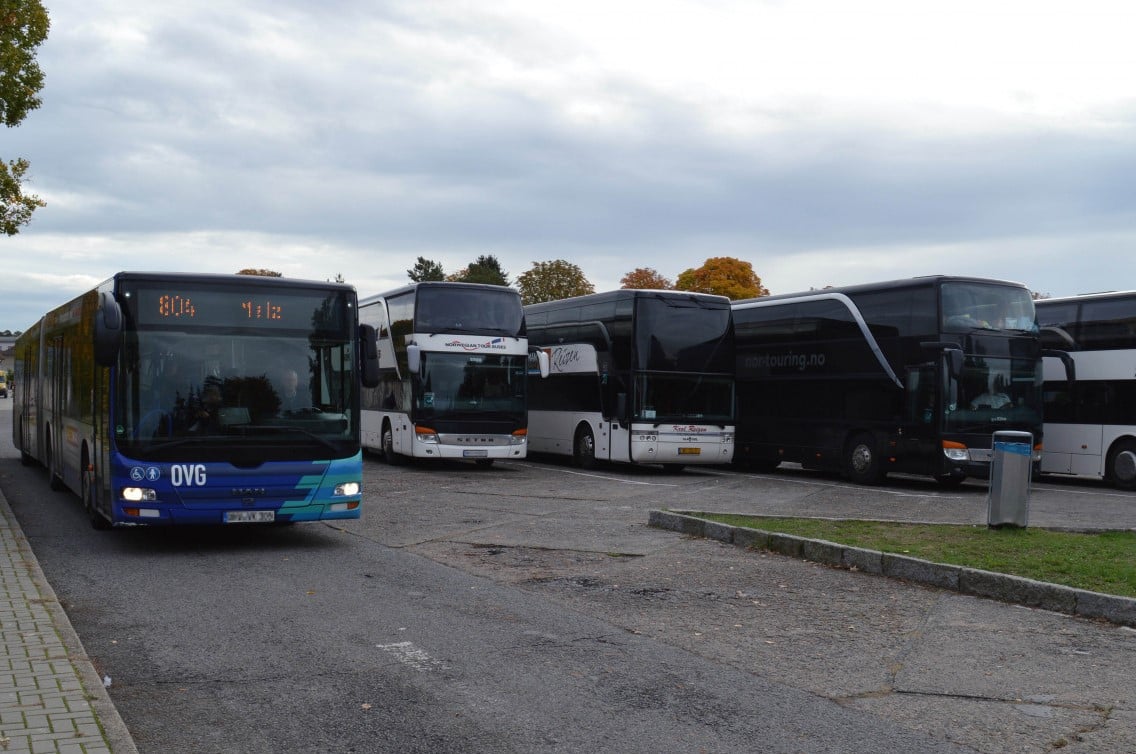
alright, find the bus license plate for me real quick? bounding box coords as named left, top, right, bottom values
left=463, top=449, right=489, bottom=458
left=225, top=510, right=276, bottom=524
left=678, top=447, right=701, bottom=455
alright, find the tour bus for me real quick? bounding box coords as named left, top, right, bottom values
left=359, top=282, right=547, bottom=466
left=1037, top=290, right=1136, bottom=488
left=732, top=276, right=1068, bottom=486
left=524, top=289, right=735, bottom=470
left=13, top=272, right=380, bottom=528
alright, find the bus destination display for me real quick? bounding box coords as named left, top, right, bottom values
left=133, top=287, right=342, bottom=329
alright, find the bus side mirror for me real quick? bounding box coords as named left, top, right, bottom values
left=359, top=324, right=380, bottom=388
left=920, top=341, right=963, bottom=379
left=94, top=292, right=122, bottom=367
left=536, top=350, right=549, bottom=379
left=947, top=349, right=963, bottom=380
left=1042, top=349, right=1076, bottom=384
left=407, top=343, right=421, bottom=374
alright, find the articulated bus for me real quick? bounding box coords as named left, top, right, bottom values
left=1037, top=291, right=1136, bottom=488
left=13, top=272, right=380, bottom=528
left=524, top=289, right=735, bottom=470
left=732, top=276, right=1067, bottom=486
left=359, top=282, right=547, bottom=466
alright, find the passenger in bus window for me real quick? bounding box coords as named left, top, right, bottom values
left=275, top=367, right=311, bottom=413
left=970, top=374, right=1011, bottom=410
left=188, top=380, right=224, bottom=433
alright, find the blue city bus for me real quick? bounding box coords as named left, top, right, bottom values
left=13, top=272, right=379, bottom=528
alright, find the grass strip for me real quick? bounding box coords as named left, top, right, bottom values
left=694, top=513, right=1136, bottom=599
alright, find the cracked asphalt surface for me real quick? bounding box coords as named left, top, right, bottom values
left=362, top=455, right=1136, bottom=754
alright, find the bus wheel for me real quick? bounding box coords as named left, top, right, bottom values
left=382, top=423, right=403, bottom=465
left=845, top=433, right=885, bottom=485
left=82, top=465, right=110, bottom=531
left=1107, top=440, right=1136, bottom=490
left=46, top=441, right=65, bottom=492
left=574, top=425, right=596, bottom=469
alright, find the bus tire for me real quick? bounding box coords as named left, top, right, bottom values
left=82, top=461, right=110, bottom=531
left=46, top=436, right=65, bottom=492
left=381, top=422, right=403, bottom=465
left=845, top=433, right=885, bottom=485
left=574, top=424, right=596, bottom=469
left=1107, top=439, right=1136, bottom=490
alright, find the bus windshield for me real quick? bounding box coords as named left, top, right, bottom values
left=945, top=355, right=1043, bottom=433
left=415, top=286, right=523, bottom=335
left=115, top=330, right=357, bottom=463
left=635, top=296, right=733, bottom=372
left=414, top=352, right=527, bottom=419
left=634, top=373, right=734, bottom=423
left=942, top=282, right=1038, bottom=334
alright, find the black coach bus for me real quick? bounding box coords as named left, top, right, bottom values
left=732, top=276, right=1064, bottom=486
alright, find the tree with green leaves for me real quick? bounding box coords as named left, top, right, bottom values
left=675, top=257, right=769, bottom=300
left=447, top=255, right=509, bottom=286
left=516, top=260, right=595, bottom=305
left=407, top=256, right=445, bottom=282
left=1, top=0, right=50, bottom=236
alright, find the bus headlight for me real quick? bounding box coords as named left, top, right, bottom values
left=942, top=440, right=969, bottom=462
left=510, top=429, right=527, bottom=446
left=122, top=487, right=157, bottom=502
left=334, top=482, right=361, bottom=497
left=414, top=426, right=439, bottom=444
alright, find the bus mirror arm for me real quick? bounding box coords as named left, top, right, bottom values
left=359, top=324, right=380, bottom=388
left=920, top=341, right=964, bottom=380
left=94, top=292, right=122, bottom=367
left=1042, top=349, right=1076, bottom=384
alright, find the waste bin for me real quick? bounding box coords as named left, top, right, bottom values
left=986, top=430, right=1033, bottom=528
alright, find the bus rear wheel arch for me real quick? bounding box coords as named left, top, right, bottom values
left=574, top=424, right=596, bottom=469
left=381, top=420, right=403, bottom=465
left=81, top=446, right=110, bottom=531
left=844, top=432, right=885, bottom=485
left=1106, top=439, right=1136, bottom=490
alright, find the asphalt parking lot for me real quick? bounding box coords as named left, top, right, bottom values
left=354, top=455, right=1136, bottom=753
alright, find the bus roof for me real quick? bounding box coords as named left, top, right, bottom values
left=358, top=281, right=519, bottom=308
left=525, top=288, right=731, bottom=314
left=110, top=271, right=356, bottom=293
left=1035, top=290, right=1136, bottom=306
left=733, top=275, right=1029, bottom=308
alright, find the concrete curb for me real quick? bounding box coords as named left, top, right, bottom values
left=649, top=509, right=1136, bottom=628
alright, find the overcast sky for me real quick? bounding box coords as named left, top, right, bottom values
left=5, top=0, right=1136, bottom=329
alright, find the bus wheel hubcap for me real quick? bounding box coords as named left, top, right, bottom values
left=852, top=445, right=871, bottom=472
left=1115, top=450, right=1136, bottom=482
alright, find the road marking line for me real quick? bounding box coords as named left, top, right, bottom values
left=376, top=641, right=445, bottom=672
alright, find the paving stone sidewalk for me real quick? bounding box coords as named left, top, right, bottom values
left=0, top=489, right=136, bottom=754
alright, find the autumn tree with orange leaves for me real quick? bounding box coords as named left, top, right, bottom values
left=620, top=267, right=672, bottom=290
left=674, top=257, right=769, bottom=300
